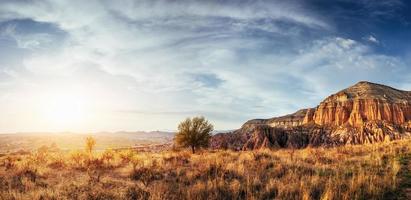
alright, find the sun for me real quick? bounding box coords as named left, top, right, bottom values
left=41, top=93, right=89, bottom=129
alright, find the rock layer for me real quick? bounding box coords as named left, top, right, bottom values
left=310, top=81, right=411, bottom=126
left=211, top=81, right=411, bottom=150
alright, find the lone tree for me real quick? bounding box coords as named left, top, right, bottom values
left=85, top=136, right=96, bottom=156
left=175, top=116, right=214, bottom=153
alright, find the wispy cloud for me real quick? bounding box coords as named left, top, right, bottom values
left=0, top=0, right=409, bottom=132
left=1, top=23, right=54, bottom=50
left=365, top=35, right=379, bottom=44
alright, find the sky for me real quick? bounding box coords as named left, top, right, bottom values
left=0, top=0, right=411, bottom=132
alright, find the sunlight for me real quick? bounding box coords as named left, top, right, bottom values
left=40, top=92, right=89, bottom=129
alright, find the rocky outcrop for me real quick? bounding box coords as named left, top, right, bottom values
left=312, top=99, right=411, bottom=126
left=310, top=81, right=411, bottom=126
left=241, top=109, right=310, bottom=131
left=303, top=108, right=315, bottom=124
left=211, top=81, right=411, bottom=150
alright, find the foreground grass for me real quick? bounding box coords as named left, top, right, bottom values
left=394, top=154, right=411, bottom=199
left=0, top=140, right=410, bottom=200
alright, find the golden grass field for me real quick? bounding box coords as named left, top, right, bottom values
left=0, top=138, right=411, bottom=200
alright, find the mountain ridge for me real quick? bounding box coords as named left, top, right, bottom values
left=323, top=81, right=411, bottom=103
left=211, top=81, right=411, bottom=150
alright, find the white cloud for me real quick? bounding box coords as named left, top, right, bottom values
left=0, top=0, right=408, bottom=132
left=288, top=37, right=405, bottom=99
left=366, top=35, right=379, bottom=44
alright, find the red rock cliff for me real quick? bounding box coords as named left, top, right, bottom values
left=211, top=81, right=411, bottom=150
left=307, top=81, right=411, bottom=127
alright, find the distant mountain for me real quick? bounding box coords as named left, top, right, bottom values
left=211, top=81, right=411, bottom=150
left=0, top=131, right=174, bottom=153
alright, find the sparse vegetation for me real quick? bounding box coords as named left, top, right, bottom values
left=0, top=137, right=410, bottom=199
left=175, top=116, right=214, bottom=153
left=85, top=136, right=96, bottom=156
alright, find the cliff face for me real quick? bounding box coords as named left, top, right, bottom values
left=311, top=99, right=411, bottom=126
left=211, top=81, right=411, bottom=150
left=309, top=82, right=411, bottom=126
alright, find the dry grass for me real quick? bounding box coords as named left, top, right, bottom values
left=0, top=139, right=410, bottom=200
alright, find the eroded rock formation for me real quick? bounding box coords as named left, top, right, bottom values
left=210, top=81, right=411, bottom=150
left=311, top=81, right=411, bottom=126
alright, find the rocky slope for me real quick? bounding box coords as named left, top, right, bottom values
left=211, top=81, right=411, bottom=150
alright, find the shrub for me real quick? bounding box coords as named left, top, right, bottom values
left=130, top=167, right=163, bottom=187
left=47, top=153, right=66, bottom=169
left=85, top=136, right=96, bottom=156
left=119, top=149, right=135, bottom=164
left=125, top=186, right=150, bottom=200
left=34, top=145, right=49, bottom=164
left=70, top=150, right=86, bottom=169
left=86, top=158, right=106, bottom=183
left=3, top=155, right=16, bottom=170
left=101, top=148, right=115, bottom=167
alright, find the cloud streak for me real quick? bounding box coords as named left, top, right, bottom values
left=0, top=0, right=409, bottom=132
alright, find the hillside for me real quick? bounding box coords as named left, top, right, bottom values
left=211, top=81, right=411, bottom=150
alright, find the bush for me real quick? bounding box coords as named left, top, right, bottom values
left=125, top=186, right=150, bottom=200
left=130, top=167, right=163, bottom=187
left=85, top=136, right=96, bottom=156
left=119, top=149, right=135, bottom=164
left=70, top=150, right=86, bottom=169
left=101, top=148, right=115, bottom=167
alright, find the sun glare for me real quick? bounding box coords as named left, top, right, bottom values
left=40, top=92, right=89, bottom=129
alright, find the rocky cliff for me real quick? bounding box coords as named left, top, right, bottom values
left=210, top=81, right=411, bottom=150
left=310, top=81, right=411, bottom=126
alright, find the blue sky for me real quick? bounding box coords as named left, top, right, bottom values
left=0, top=0, right=410, bottom=132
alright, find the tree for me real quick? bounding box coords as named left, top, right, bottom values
left=174, top=116, right=214, bottom=153
left=85, top=136, right=96, bottom=156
